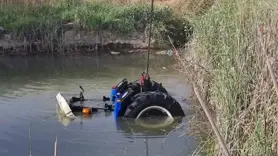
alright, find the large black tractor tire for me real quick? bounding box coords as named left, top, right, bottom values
left=129, top=80, right=168, bottom=94
left=149, top=80, right=168, bottom=94
left=124, top=91, right=185, bottom=118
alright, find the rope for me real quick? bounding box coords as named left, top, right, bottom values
left=146, top=0, right=155, bottom=74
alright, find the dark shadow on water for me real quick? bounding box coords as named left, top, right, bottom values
left=56, top=110, right=197, bottom=156
left=58, top=110, right=183, bottom=137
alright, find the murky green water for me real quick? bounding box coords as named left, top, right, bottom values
left=0, top=53, right=196, bottom=156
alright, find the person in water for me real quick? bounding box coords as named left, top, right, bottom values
left=140, top=71, right=151, bottom=92
left=140, top=72, right=145, bottom=85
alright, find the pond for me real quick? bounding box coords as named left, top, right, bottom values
left=0, top=53, right=197, bottom=156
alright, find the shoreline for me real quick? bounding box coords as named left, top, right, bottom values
left=0, top=46, right=175, bottom=57
left=0, top=1, right=192, bottom=56
left=0, top=28, right=153, bottom=56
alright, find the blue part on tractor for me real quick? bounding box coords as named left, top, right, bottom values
left=113, top=92, right=122, bottom=118
left=110, top=78, right=129, bottom=118
left=110, top=87, right=117, bottom=103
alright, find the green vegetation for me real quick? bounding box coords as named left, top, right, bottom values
left=0, top=0, right=152, bottom=33
left=4, top=0, right=278, bottom=154
left=0, top=0, right=190, bottom=53
left=183, top=0, right=278, bottom=155
left=4, top=2, right=168, bottom=34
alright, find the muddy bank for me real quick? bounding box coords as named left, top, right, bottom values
left=0, top=1, right=194, bottom=56
left=0, top=21, right=192, bottom=56
left=0, top=25, right=143, bottom=56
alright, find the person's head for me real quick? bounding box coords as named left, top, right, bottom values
left=142, top=72, right=145, bottom=76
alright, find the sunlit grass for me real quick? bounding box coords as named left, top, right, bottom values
left=183, top=0, right=278, bottom=155
left=0, top=0, right=190, bottom=53
left=0, top=1, right=170, bottom=34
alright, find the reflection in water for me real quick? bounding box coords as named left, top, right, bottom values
left=0, top=54, right=196, bottom=156
left=116, top=118, right=184, bottom=156
left=116, top=118, right=182, bottom=136
left=57, top=108, right=185, bottom=156
left=57, top=109, right=182, bottom=137
left=135, top=117, right=175, bottom=129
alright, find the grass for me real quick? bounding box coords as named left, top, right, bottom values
left=0, top=0, right=170, bottom=34
left=4, top=0, right=278, bottom=155
left=0, top=0, right=190, bottom=53
left=178, top=0, right=278, bottom=155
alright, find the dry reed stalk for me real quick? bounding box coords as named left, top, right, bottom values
left=254, top=7, right=278, bottom=152
left=54, top=136, right=57, bottom=156
left=193, top=83, right=231, bottom=156
left=167, top=35, right=230, bottom=156
left=257, top=25, right=278, bottom=99
left=29, top=123, right=32, bottom=156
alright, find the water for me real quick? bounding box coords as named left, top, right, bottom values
left=0, top=53, right=197, bottom=156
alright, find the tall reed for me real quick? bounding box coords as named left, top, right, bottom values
left=182, top=0, right=278, bottom=155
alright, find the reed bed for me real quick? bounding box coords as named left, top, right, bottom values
left=176, top=0, right=278, bottom=155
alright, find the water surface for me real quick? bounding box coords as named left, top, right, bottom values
left=0, top=53, right=196, bottom=156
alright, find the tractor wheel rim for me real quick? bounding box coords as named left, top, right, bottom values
left=136, top=106, right=174, bottom=119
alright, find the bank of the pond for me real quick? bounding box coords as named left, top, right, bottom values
left=0, top=0, right=192, bottom=56
left=182, top=0, right=278, bottom=155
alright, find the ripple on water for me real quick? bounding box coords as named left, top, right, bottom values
left=0, top=55, right=197, bottom=156
left=0, top=94, right=17, bottom=102
left=23, top=84, right=49, bottom=91
left=0, top=119, right=30, bottom=156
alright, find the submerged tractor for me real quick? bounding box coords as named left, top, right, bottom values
left=55, top=0, right=185, bottom=120
left=56, top=72, right=185, bottom=120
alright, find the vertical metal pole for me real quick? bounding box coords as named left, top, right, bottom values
left=146, top=0, right=154, bottom=74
